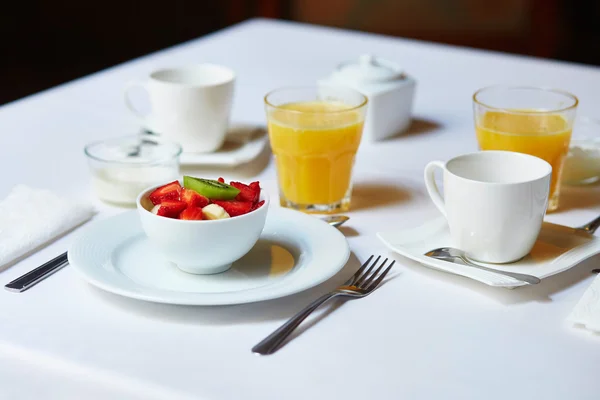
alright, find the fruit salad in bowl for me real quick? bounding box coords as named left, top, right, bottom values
left=137, top=176, right=269, bottom=275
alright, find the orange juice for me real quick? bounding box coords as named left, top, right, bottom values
left=267, top=101, right=364, bottom=210
left=476, top=111, right=572, bottom=207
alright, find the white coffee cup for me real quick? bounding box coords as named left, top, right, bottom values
left=424, top=150, right=552, bottom=263
left=124, top=65, right=235, bottom=153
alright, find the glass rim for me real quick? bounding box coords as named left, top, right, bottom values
left=264, top=86, right=368, bottom=114
left=472, top=85, right=579, bottom=114
left=84, top=134, right=183, bottom=166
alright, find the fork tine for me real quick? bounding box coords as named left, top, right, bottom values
left=359, top=258, right=388, bottom=289
left=345, top=255, right=374, bottom=285
left=366, top=260, right=395, bottom=292
left=354, top=255, right=380, bottom=287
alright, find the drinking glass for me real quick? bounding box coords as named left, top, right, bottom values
left=264, top=86, right=368, bottom=213
left=473, top=85, right=578, bottom=211
left=85, top=135, right=182, bottom=206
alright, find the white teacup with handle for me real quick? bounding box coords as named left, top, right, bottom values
left=424, top=150, right=552, bottom=263
left=124, top=65, right=235, bottom=153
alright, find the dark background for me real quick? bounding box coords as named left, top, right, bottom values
left=1, top=0, right=599, bottom=106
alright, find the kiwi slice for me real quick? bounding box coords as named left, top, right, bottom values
left=183, top=176, right=240, bottom=200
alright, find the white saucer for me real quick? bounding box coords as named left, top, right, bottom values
left=179, top=125, right=269, bottom=166
left=68, top=208, right=349, bottom=305
left=377, top=217, right=600, bottom=288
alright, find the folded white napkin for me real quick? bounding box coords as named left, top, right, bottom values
left=0, top=185, right=95, bottom=268
left=568, top=274, right=600, bottom=334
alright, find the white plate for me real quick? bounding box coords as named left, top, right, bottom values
left=68, top=208, right=349, bottom=305
left=377, top=217, right=600, bottom=288
left=179, top=124, right=269, bottom=166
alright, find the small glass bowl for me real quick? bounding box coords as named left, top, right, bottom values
left=562, top=117, right=600, bottom=185
left=84, top=135, right=182, bottom=206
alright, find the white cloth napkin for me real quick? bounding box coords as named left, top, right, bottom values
left=0, top=185, right=95, bottom=268
left=568, top=274, right=600, bottom=334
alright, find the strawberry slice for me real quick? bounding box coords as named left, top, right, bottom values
left=249, top=181, right=260, bottom=195
left=149, top=181, right=182, bottom=205
left=180, top=207, right=204, bottom=220
left=212, top=200, right=253, bottom=217
left=180, top=188, right=209, bottom=208
left=217, top=177, right=225, bottom=183
left=230, top=181, right=259, bottom=203
left=249, top=181, right=261, bottom=205
left=156, top=200, right=187, bottom=218
left=251, top=200, right=265, bottom=211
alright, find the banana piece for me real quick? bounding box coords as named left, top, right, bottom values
left=202, top=204, right=230, bottom=220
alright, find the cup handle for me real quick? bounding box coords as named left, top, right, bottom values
left=124, top=80, right=154, bottom=128
left=424, top=161, right=447, bottom=217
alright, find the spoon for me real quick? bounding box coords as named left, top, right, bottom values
left=576, top=214, right=600, bottom=235
left=321, top=215, right=349, bottom=228
left=424, top=247, right=541, bottom=285
left=127, top=137, right=159, bottom=157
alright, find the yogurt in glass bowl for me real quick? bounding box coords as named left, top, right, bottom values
left=84, top=135, right=182, bottom=206
left=562, top=117, right=600, bottom=185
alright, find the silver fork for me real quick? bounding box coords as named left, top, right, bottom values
left=252, top=255, right=394, bottom=355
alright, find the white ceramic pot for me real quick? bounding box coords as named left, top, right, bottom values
left=318, top=54, right=416, bottom=142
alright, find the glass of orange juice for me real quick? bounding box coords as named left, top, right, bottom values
left=473, top=85, right=578, bottom=211
left=264, top=86, right=368, bottom=213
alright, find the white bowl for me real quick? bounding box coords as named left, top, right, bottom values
left=136, top=183, right=269, bottom=275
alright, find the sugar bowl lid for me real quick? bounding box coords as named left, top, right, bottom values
left=333, top=54, right=404, bottom=84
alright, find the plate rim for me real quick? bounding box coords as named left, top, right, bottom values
left=68, top=208, right=350, bottom=305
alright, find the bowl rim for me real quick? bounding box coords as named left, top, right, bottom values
left=136, top=180, right=270, bottom=224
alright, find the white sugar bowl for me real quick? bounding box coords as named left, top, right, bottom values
left=318, top=54, right=416, bottom=142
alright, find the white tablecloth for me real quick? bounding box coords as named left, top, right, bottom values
left=1, top=18, right=600, bottom=400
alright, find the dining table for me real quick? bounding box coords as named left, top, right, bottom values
left=2, top=18, right=600, bottom=400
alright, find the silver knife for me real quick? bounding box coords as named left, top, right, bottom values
left=4, top=252, right=69, bottom=292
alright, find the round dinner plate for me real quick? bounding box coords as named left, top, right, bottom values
left=68, top=208, right=350, bottom=305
